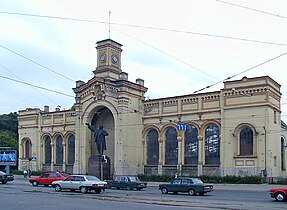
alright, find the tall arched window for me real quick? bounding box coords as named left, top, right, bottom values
left=240, top=127, right=253, bottom=156
left=184, top=125, right=198, bottom=165
left=146, top=129, right=159, bottom=165
left=56, top=135, right=63, bottom=164
left=205, top=124, right=220, bottom=165
left=165, top=127, right=178, bottom=165
left=23, top=138, right=31, bottom=159
left=67, top=135, right=75, bottom=165
left=44, top=136, right=51, bottom=164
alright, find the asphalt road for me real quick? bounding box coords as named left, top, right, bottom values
left=0, top=176, right=286, bottom=210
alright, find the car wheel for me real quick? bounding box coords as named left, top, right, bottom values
left=54, top=184, right=62, bottom=192
left=161, top=187, right=168, bottom=194
left=80, top=186, right=88, bottom=193
left=95, top=189, right=101, bottom=194
left=188, top=189, right=195, bottom=196
left=136, top=187, right=142, bottom=190
left=198, top=192, right=204, bottom=196
left=32, top=181, right=38, bottom=186
left=2, top=181, right=7, bottom=184
left=127, top=186, right=133, bottom=190
left=275, top=192, right=286, bottom=202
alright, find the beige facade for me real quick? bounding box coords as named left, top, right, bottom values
left=18, top=39, right=287, bottom=178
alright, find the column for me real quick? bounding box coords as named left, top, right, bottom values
left=197, top=135, right=203, bottom=176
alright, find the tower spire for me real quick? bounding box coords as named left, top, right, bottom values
left=108, top=11, right=111, bottom=39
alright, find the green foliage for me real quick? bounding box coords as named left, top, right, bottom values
left=0, top=112, right=18, bottom=150
left=0, top=112, right=18, bottom=134
left=0, top=130, right=18, bottom=150
left=138, top=174, right=263, bottom=184
left=138, top=174, right=173, bottom=182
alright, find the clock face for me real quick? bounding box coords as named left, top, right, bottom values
left=100, top=54, right=106, bottom=62
left=112, top=54, right=118, bottom=63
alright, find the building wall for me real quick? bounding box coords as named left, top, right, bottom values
left=18, top=39, right=287, bottom=178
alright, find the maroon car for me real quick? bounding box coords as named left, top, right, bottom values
left=0, top=170, right=14, bottom=184
left=29, top=172, right=69, bottom=187
left=270, top=186, right=287, bottom=202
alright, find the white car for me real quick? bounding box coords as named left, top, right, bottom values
left=52, top=175, right=107, bottom=194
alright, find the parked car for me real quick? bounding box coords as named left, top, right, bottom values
left=29, top=172, right=69, bottom=187
left=52, top=175, right=107, bottom=193
left=0, top=170, right=14, bottom=184
left=105, top=175, right=147, bottom=190
left=159, top=177, right=213, bottom=196
left=270, top=186, right=287, bottom=202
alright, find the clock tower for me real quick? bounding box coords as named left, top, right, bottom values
left=93, top=39, right=123, bottom=80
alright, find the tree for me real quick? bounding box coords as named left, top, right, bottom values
left=0, top=112, right=18, bottom=134
left=0, top=130, right=18, bottom=150
left=0, top=112, right=18, bottom=150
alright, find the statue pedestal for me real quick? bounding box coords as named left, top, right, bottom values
left=88, top=155, right=110, bottom=180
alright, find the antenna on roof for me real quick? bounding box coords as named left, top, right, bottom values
left=108, top=11, right=111, bottom=39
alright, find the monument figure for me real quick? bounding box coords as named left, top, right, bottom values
left=86, top=123, right=109, bottom=155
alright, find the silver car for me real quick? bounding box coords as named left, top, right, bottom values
left=52, top=175, right=107, bottom=194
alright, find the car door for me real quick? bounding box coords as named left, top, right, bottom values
left=60, top=176, right=75, bottom=189
left=169, top=179, right=182, bottom=192
left=180, top=178, right=191, bottom=192
left=70, top=176, right=87, bottom=190
left=46, top=173, right=57, bottom=185
left=113, top=176, right=122, bottom=188
left=38, top=173, right=49, bottom=185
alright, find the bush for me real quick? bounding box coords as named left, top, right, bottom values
left=138, top=174, right=263, bottom=184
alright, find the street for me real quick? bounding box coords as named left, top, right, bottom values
left=0, top=176, right=286, bottom=210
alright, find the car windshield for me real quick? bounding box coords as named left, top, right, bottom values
left=85, top=176, right=100, bottom=181
left=193, top=178, right=203, bottom=184
left=129, top=176, right=139, bottom=182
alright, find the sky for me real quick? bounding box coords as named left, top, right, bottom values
left=0, top=0, right=287, bottom=120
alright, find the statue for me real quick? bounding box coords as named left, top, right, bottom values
left=86, top=123, right=109, bottom=155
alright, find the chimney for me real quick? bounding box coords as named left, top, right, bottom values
left=44, top=105, right=49, bottom=112
left=136, top=78, right=144, bottom=86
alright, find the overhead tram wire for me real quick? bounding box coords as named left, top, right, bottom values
left=214, top=0, right=287, bottom=19
left=1, top=11, right=287, bottom=47
left=193, top=51, right=287, bottom=93
left=0, top=44, right=75, bottom=83
left=113, top=27, right=218, bottom=80
left=0, top=64, right=59, bottom=106
left=0, top=75, right=74, bottom=98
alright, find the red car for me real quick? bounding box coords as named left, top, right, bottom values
left=270, top=186, right=287, bottom=202
left=29, top=172, right=69, bottom=187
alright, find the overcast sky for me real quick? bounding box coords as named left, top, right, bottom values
left=1, top=0, right=287, bottom=120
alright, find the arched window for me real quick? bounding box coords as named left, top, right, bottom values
left=185, top=125, right=198, bottom=165
left=165, top=127, right=178, bottom=165
left=44, top=136, right=51, bottom=164
left=146, top=129, right=159, bottom=165
left=67, top=135, right=75, bottom=165
left=240, top=127, right=253, bottom=155
left=56, top=135, right=63, bottom=164
left=205, top=124, right=220, bottom=165
left=23, top=139, right=31, bottom=159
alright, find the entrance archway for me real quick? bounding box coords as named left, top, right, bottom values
left=88, top=107, right=115, bottom=179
